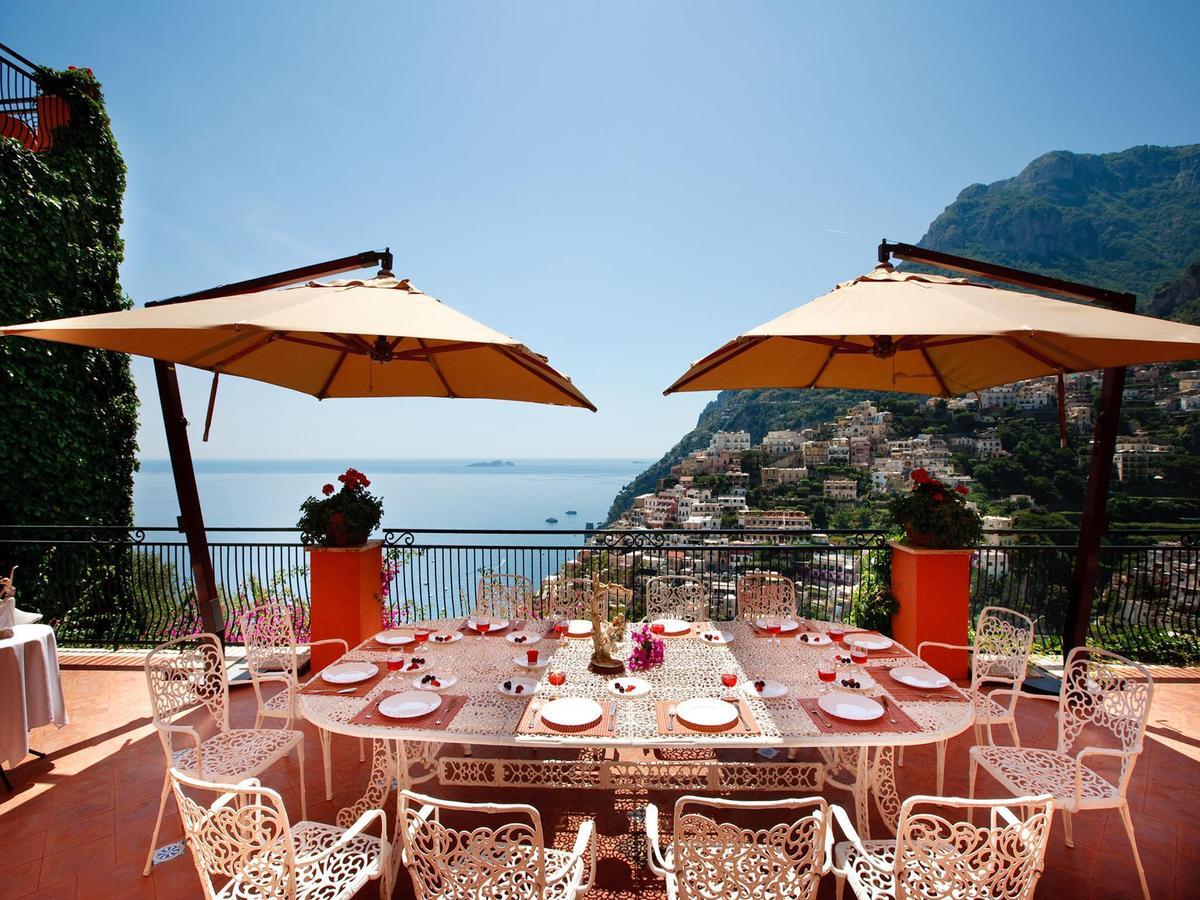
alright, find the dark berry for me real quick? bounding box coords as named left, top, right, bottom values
left=515, top=685, right=524, bottom=693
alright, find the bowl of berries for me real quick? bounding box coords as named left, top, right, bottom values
left=413, top=672, right=457, bottom=691
left=606, top=676, right=650, bottom=697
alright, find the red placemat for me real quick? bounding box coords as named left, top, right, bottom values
left=655, top=699, right=760, bottom=736
left=799, top=697, right=921, bottom=735
left=348, top=693, right=468, bottom=729
left=517, top=697, right=615, bottom=737
left=299, top=665, right=390, bottom=698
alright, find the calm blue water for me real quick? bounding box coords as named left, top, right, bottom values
left=133, top=458, right=641, bottom=538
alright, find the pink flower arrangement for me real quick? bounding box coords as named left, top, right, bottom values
left=627, top=624, right=665, bottom=672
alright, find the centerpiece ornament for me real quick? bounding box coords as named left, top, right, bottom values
left=298, top=468, right=384, bottom=547
left=588, top=582, right=627, bottom=675
left=889, top=468, right=983, bottom=549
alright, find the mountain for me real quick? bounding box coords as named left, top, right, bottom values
left=605, top=144, right=1200, bottom=524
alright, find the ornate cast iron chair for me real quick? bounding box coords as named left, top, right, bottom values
left=143, top=633, right=307, bottom=876
left=170, top=768, right=389, bottom=900
left=546, top=576, right=605, bottom=621
left=735, top=573, right=797, bottom=621
left=476, top=572, right=535, bottom=621
left=644, top=575, right=709, bottom=623
left=239, top=603, right=363, bottom=802
left=970, top=646, right=1154, bottom=899
left=831, top=794, right=1054, bottom=900
left=903, top=605, right=1035, bottom=793
left=398, top=788, right=595, bottom=899
left=644, top=794, right=832, bottom=900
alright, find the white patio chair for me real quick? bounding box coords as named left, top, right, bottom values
left=142, top=633, right=306, bottom=876
left=902, top=605, right=1035, bottom=794
left=240, top=603, right=364, bottom=802
left=476, top=572, right=535, bottom=621
left=546, top=576, right=605, bottom=621
left=969, top=646, right=1154, bottom=899
left=644, top=575, right=709, bottom=623
left=831, top=794, right=1054, bottom=900
left=170, top=767, right=389, bottom=899
left=398, top=788, right=595, bottom=899
left=645, top=794, right=831, bottom=899
left=735, top=573, right=797, bottom=621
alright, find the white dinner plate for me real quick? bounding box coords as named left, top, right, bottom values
left=833, top=670, right=877, bottom=692
left=607, top=677, right=650, bottom=697
left=889, top=665, right=951, bottom=690
left=697, top=629, right=734, bottom=645
left=497, top=677, right=537, bottom=697
left=567, top=619, right=593, bottom=637
left=378, top=691, right=441, bottom=719
left=676, top=697, right=739, bottom=731
left=744, top=679, right=788, bottom=699
left=823, top=648, right=855, bottom=666
left=818, top=691, right=884, bottom=722
left=848, top=633, right=893, bottom=651
left=412, top=672, right=457, bottom=691
left=652, top=618, right=691, bottom=636
left=540, top=697, right=603, bottom=731
left=506, top=630, right=541, bottom=645
left=430, top=630, right=462, bottom=644
left=795, top=632, right=832, bottom=646
left=374, top=629, right=415, bottom=646
left=320, top=662, right=378, bottom=685
left=466, top=617, right=509, bottom=633
left=513, top=653, right=549, bottom=670
left=755, top=618, right=800, bottom=633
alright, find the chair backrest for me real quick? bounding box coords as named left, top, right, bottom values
left=1058, top=646, right=1153, bottom=795
left=476, top=573, right=534, bottom=621
left=170, top=768, right=299, bottom=899
left=400, top=789, right=549, bottom=899
left=736, top=573, right=797, bottom=621
left=671, top=795, right=828, bottom=900
left=545, top=577, right=603, bottom=621
left=144, top=633, right=229, bottom=733
left=971, top=606, right=1035, bottom=688
left=240, top=603, right=301, bottom=680
left=892, top=795, right=1054, bottom=900
left=645, top=575, right=708, bottom=622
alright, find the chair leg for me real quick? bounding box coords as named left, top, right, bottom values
left=1062, top=810, right=1074, bottom=848
left=897, top=746, right=905, bottom=768
left=297, top=740, right=307, bottom=821
left=973, top=723, right=982, bottom=747
left=967, top=754, right=978, bottom=824
left=320, top=728, right=333, bottom=801
left=936, top=740, right=946, bottom=796
left=142, top=773, right=172, bottom=876
left=1007, top=719, right=1021, bottom=748
left=1118, top=803, right=1151, bottom=900
left=359, top=736, right=365, bottom=763
left=254, top=712, right=263, bottom=730
left=835, top=873, right=845, bottom=900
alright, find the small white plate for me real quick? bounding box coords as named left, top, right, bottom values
left=430, top=630, right=462, bottom=644
left=652, top=618, right=691, bottom=636
left=506, top=630, right=541, bottom=645
left=755, top=618, right=800, bottom=633
left=466, top=617, right=509, bottom=633
left=412, top=673, right=457, bottom=691
left=607, top=677, right=650, bottom=697
left=398, top=657, right=430, bottom=675
left=818, top=691, right=884, bottom=722
left=823, top=648, right=855, bottom=666
left=676, top=697, right=739, bottom=731
left=320, top=662, right=378, bottom=685
left=378, top=690, right=441, bottom=719
left=497, top=677, right=537, bottom=697
left=540, top=697, right=603, bottom=731
left=513, top=653, right=549, bottom=670
left=889, top=665, right=951, bottom=690
left=848, top=633, right=894, bottom=651
left=834, top=670, right=877, bottom=692
left=744, top=679, right=788, bottom=699
left=697, top=629, right=734, bottom=645
left=795, top=632, right=832, bottom=646
left=567, top=619, right=592, bottom=637
left=374, top=630, right=415, bottom=646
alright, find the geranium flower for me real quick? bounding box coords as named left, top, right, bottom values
left=911, top=468, right=931, bottom=484
left=955, top=485, right=969, bottom=495
left=322, top=483, right=334, bottom=496
left=932, top=492, right=945, bottom=501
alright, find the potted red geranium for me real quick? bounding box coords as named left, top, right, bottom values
left=298, top=468, right=384, bottom=547
left=889, top=468, right=983, bottom=550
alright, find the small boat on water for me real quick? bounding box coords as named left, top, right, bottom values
left=545, top=516, right=559, bottom=523
left=565, top=510, right=577, bottom=515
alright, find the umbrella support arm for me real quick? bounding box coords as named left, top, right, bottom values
left=154, top=359, right=224, bottom=640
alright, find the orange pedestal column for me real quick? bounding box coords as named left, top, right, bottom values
left=889, top=542, right=972, bottom=681
left=306, top=540, right=384, bottom=671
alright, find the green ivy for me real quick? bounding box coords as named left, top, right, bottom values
left=0, top=67, right=138, bottom=636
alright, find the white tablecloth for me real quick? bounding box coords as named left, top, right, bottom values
left=0, top=624, right=67, bottom=767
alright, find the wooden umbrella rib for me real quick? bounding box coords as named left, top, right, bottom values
left=494, top=345, right=597, bottom=411
left=665, top=336, right=766, bottom=394
left=388, top=341, right=482, bottom=363
left=206, top=331, right=281, bottom=371
left=181, top=328, right=266, bottom=367
left=912, top=335, right=990, bottom=350
left=919, top=346, right=953, bottom=397
left=804, top=335, right=845, bottom=389
left=276, top=334, right=356, bottom=353
left=417, top=338, right=457, bottom=398
left=1000, top=335, right=1069, bottom=372
left=783, top=335, right=872, bottom=353
left=316, top=350, right=348, bottom=400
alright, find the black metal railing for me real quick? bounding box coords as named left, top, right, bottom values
left=1, top=525, right=1196, bottom=663
left=0, top=42, right=43, bottom=139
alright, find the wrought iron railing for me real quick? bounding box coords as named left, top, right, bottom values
left=0, top=525, right=1196, bottom=662
left=0, top=42, right=43, bottom=139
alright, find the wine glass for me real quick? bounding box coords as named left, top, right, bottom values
left=720, top=669, right=738, bottom=691
left=547, top=669, right=566, bottom=692
left=766, top=616, right=783, bottom=647
left=553, top=619, right=569, bottom=641
left=476, top=616, right=491, bottom=641
left=817, top=659, right=836, bottom=694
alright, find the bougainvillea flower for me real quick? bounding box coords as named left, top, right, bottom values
left=911, top=468, right=931, bottom=484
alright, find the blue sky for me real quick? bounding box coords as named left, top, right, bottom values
left=5, top=1, right=1200, bottom=460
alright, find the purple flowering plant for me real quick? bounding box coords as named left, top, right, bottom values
left=627, top=624, right=665, bottom=672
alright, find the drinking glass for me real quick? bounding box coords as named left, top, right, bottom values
left=828, top=623, right=845, bottom=644
left=650, top=621, right=665, bottom=635
left=720, top=670, right=738, bottom=690
left=413, top=628, right=430, bottom=646
left=548, top=669, right=566, bottom=688
left=849, top=641, right=869, bottom=667
left=554, top=620, right=569, bottom=640
left=476, top=617, right=491, bottom=641
left=817, top=659, right=836, bottom=693
left=766, top=616, right=783, bottom=647
left=387, top=648, right=405, bottom=672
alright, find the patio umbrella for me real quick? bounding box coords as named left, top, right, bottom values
left=665, top=263, right=1200, bottom=398
left=1, top=275, right=596, bottom=409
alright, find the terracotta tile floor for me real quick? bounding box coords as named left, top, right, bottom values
left=1, top=662, right=1197, bottom=899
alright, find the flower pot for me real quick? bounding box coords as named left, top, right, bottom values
left=306, top=540, right=385, bottom=669
left=902, top=524, right=936, bottom=548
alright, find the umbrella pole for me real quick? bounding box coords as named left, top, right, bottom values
left=154, top=359, right=224, bottom=639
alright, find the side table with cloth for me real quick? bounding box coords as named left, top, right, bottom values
left=0, top=624, right=68, bottom=782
